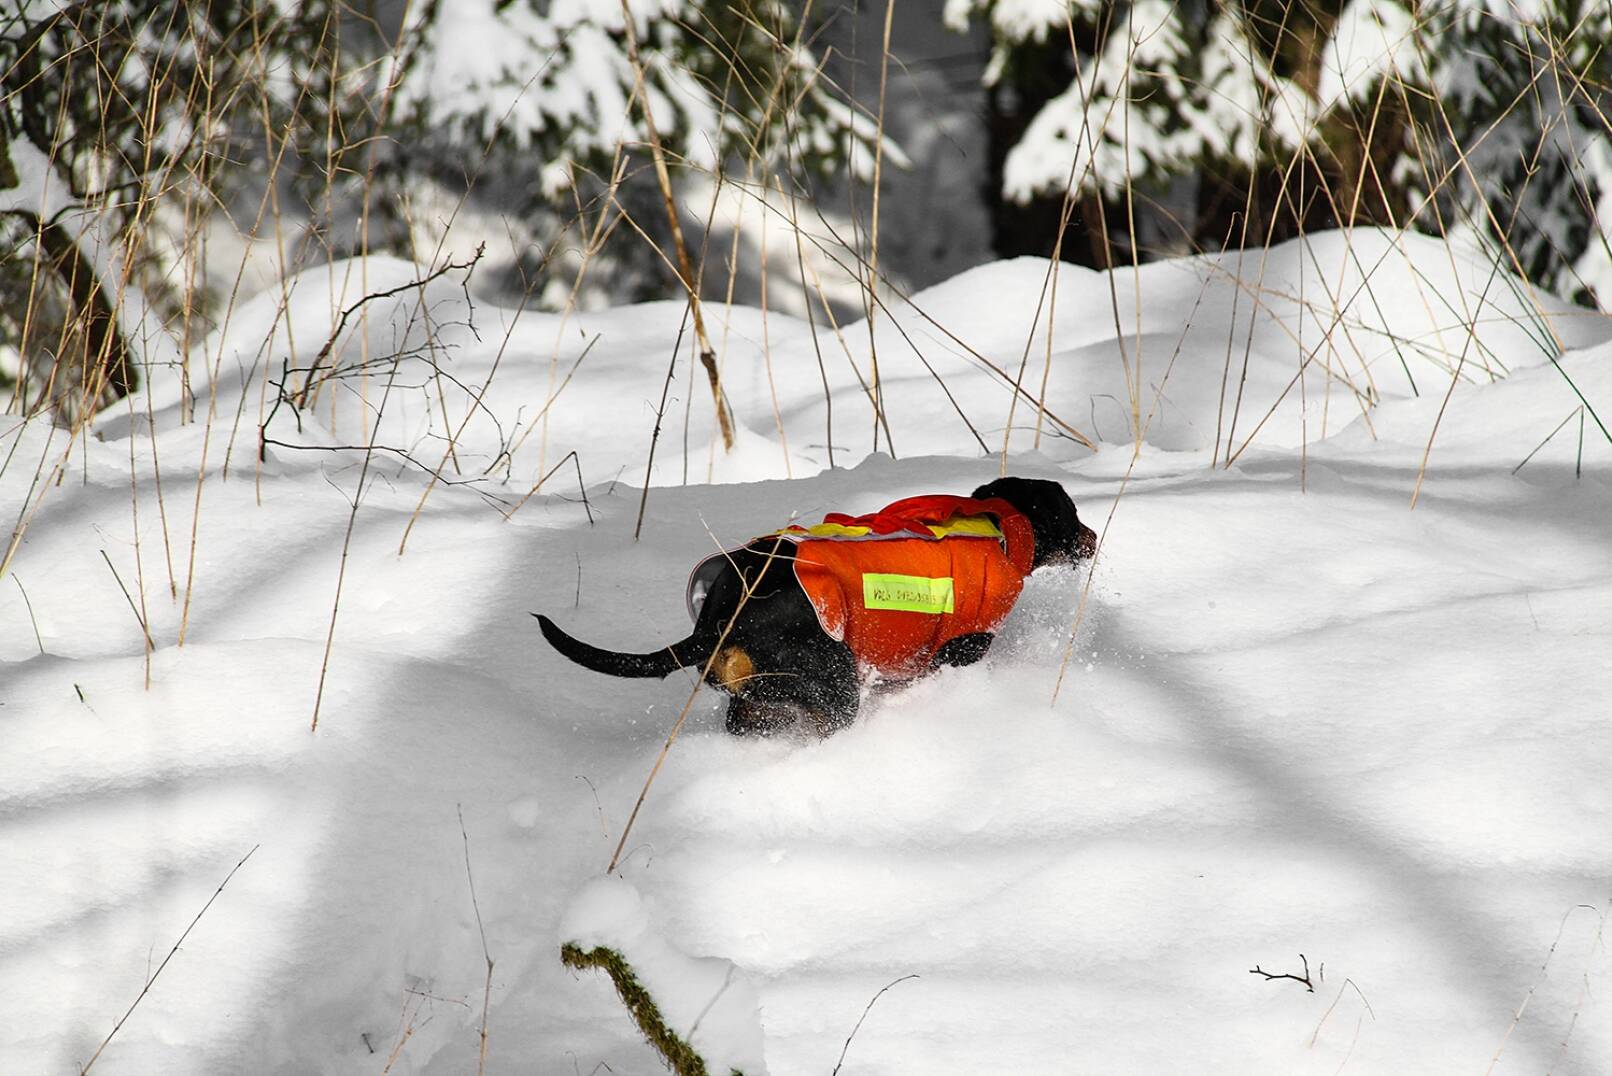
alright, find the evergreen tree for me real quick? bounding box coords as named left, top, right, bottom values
left=0, top=0, right=371, bottom=418
left=1411, top=1, right=1612, bottom=307
left=1, top=0, right=886, bottom=420
left=949, top=0, right=1612, bottom=308
left=387, top=0, right=884, bottom=305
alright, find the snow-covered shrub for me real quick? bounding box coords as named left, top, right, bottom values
left=948, top=0, right=1612, bottom=309
left=394, top=0, right=878, bottom=196
left=386, top=0, right=887, bottom=307
left=946, top=0, right=1299, bottom=203
left=0, top=1, right=375, bottom=419
left=1407, top=0, right=1612, bottom=308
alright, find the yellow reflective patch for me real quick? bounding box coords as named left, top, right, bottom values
left=778, top=513, right=1002, bottom=543
left=862, top=573, right=955, bottom=613
left=778, top=523, right=873, bottom=538
left=925, top=515, right=1004, bottom=540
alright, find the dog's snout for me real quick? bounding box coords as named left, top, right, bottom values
left=1076, top=522, right=1098, bottom=561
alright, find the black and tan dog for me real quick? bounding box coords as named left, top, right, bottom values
left=535, top=477, right=1097, bottom=734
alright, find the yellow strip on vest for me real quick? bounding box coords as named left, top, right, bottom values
left=783, top=522, right=874, bottom=538
left=925, top=515, right=1003, bottom=539
left=778, top=514, right=1004, bottom=543
left=862, top=573, right=955, bottom=613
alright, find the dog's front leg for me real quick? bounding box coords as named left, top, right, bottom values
left=724, top=694, right=793, bottom=736
left=933, top=632, right=995, bottom=668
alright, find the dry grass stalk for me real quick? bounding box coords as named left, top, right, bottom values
left=307, top=264, right=455, bottom=732
left=1051, top=251, right=1217, bottom=703
left=10, top=573, right=45, bottom=653
left=607, top=536, right=785, bottom=873
left=756, top=172, right=792, bottom=477
left=780, top=175, right=835, bottom=467
left=616, top=0, right=734, bottom=452
left=457, top=805, right=496, bottom=1076
left=635, top=303, right=695, bottom=541
left=1004, top=7, right=1118, bottom=463
left=78, top=846, right=258, bottom=1074
left=832, top=974, right=920, bottom=1076
left=100, top=547, right=152, bottom=686
left=859, top=0, right=898, bottom=455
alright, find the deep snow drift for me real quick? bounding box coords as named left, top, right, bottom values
left=2, top=228, right=1611, bottom=1075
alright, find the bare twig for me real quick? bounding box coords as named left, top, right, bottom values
left=309, top=317, right=417, bottom=732
left=1250, top=953, right=1316, bottom=993
left=79, top=846, right=259, bottom=1074
left=457, top=806, right=495, bottom=1076
left=616, top=0, right=734, bottom=451
left=832, top=974, right=920, bottom=1075
left=502, top=450, right=594, bottom=524
left=11, top=573, right=45, bottom=654
left=1512, top=407, right=1584, bottom=474
left=1310, top=978, right=1376, bottom=1047
left=634, top=306, right=694, bottom=541
left=861, top=0, right=898, bottom=454
left=607, top=536, right=786, bottom=873
left=100, top=548, right=154, bottom=655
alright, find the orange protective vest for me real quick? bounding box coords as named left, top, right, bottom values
left=685, top=495, right=1036, bottom=679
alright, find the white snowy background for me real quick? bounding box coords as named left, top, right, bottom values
left=3, top=227, right=1612, bottom=1074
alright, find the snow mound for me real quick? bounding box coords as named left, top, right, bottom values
left=108, top=228, right=1612, bottom=489
left=4, top=231, right=1611, bottom=1074
left=561, top=875, right=769, bottom=1075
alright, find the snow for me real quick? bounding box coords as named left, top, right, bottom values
left=390, top=0, right=865, bottom=200
left=1318, top=0, right=1419, bottom=112
left=3, top=227, right=1612, bottom=1074
left=560, top=876, right=769, bottom=1074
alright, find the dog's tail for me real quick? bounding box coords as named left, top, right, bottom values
left=532, top=613, right=716, bottom=679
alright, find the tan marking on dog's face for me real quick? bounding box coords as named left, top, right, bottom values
left=712, top=646, right=755, bottom=692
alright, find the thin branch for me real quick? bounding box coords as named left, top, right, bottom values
left=607, top=537, right=787, bottom=873
left=634, top=304, right=693, bottom=542
left=1250, top=953, right=1316, bottom=993
left=11, top=573, right=45, bottom=654
left=79, top=845, right=259, bottom=1074
left=100, top=548, right=153, bottom=653
left=457, top=805, right=495, bottom=1076
left=616, top=0, right=734, bottom=451
left=832, top=974, right=920, bottom=1075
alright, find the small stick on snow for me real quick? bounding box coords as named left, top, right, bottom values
left=100, top=549, right=154, bottom=656
left=634, top=307, right=693, bottom=542
left=457, top=805, right=495, bottom=1076
left=576, top=775, right=610, bottom=842
left=12, top=573, right=45, bottom=654
left=502, top=450, right=594, bottom=524
left=1310, top=978, right=1375, bottom=1047
left=1249, top=953, right=1315, bottom=993
left=615, top=0, right=732, bottom=451
left=1511, top=407, right=1582, bottom=475
left=607, top=537, right=787, bottom=872
left=833, top=974, right=920, bottom=1075
left=79, top=845, right=259, bottom=1074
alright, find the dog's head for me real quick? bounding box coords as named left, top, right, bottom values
left=971, top=476, right=1097, bottom=567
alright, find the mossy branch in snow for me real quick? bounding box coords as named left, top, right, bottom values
left=560, top=943, right=743, bottom=1076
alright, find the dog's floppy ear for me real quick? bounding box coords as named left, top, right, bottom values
left=971, top=476, right=1096, bottom=566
